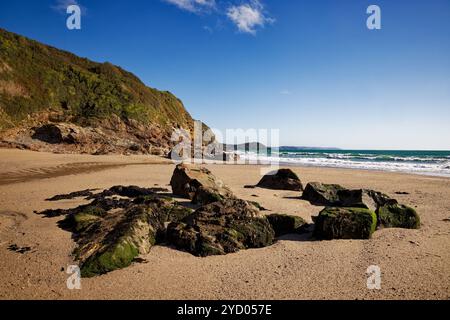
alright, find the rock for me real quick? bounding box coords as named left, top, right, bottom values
left=377, top=204, right=420, bottom=229
left=256, top=169, right=303, bottom=191
left=170, top=164, right=235, bottom=205
left=166, top=199, right=275, bottom=257
left=302, top=183, right=397, bottom=213
left=46, top=189, right=97, bottom=201
left=39, top=186, right=194, bottom=277
left=266, top=214, right=307, bottom=237
left=191, top=185, right=230, bottom=205
left=69, top=197, right=193, bottom=277
left=32, top=123, right=85, bottom=144
left=301, top=182, right=346, bottom=206
left=313, top=207, right=377, bottom=240
left=337, top=189, right=395, bottom=212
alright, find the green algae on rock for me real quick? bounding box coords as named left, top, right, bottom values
left=378, top=204, right=420, bottom=229
left=266, top=214, right=308, bottom=237
left=166, top=199, right=275, bottom=257
left=313, top=207, right=377, bottom=240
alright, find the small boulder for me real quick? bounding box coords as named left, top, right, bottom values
left=166, top=199, right=275, bottom=257
left=256, top=169, right=303, bottom=191
left=170, top=164, right=235, bottom=205
left=313, top=207, right=377, bottom=240
left=301, top=182, right=346, bottom=206
left=266, top=214, right=307, bottom=237
left=302, top=183, right=397, bottom=213
left=378, top=204, right=420, bottom=229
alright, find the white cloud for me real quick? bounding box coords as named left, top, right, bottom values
left=280, top=90, right=291, bottom=95
left=51, top=0, right=86, bottom=14
left=164, top=0, right=216, bottom=13
left=226, top=0, right=273, bottom=35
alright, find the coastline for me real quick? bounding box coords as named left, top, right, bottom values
left=0, top=148, right=449, bottom=299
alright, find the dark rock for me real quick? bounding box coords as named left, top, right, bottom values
left=66, top=197, right=193, bottom=277
left=248, top=201, right=267, bottom=211
left=378, top=204, right=420, bottom=229
left=8, top=244, right=32, bottom=254
left=313, top=207, right=377, bottom=240
left=301, top=182, right=346, bottom=206
left=266, top=214, right=308, bottom=237
left=170, top=164, right=235, bottom=205
left=302, top=183, right=397, bottom=213
left=32, top=123, right=84, bottom=144
left=166, top=199, right=275, bottom=257
left=256, top=169, right=303, bottom=191
left=46, top=189, right=97, bottom=201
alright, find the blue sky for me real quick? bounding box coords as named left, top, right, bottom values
left=0, top=0, right=449, bottom=149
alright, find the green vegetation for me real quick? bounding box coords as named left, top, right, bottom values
left=0, top=28, right=193, bottom=131
left=378, top=204, right=420, bottom=229
left=80, top=238, right=139, bottom=278
left=313, top=207, right=377, bottom=240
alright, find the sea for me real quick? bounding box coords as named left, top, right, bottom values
left=238, top=148, right=450, bottom=178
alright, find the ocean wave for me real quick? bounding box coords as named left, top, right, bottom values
left=237, top=152, right=450, bottom=177
left=258, top=151, right=449, bottom=164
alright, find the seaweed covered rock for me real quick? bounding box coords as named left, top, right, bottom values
left=170, top=164, right=235, bottom=205
left=266, top=214, right=308, bottom=237
left=54, top=195, right=193, bottom=277
left=256, top=169, right=303, bottom=191
left=301, top=182, right=346, bottom=206
left=378, top=204, right=420, bottom=229
left=302, top=183, right=394, bottom=210
left=313, top=207, right=377, bottom=240
left=166, top=199, right=275, bottom=257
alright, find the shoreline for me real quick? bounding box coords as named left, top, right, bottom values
left=0, top=148, right=449, bottom=186
left=0, top=148, right=449, bottom=299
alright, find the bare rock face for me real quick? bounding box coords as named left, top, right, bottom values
left=1, top=113, right=180, bottom=155
left=256, top=169, right=304, bottom=191
left=166, top=199, right=275, bottom=257
left=32, top=123, right=86, bottom=144
left=170, top=164, right=235, bottom=205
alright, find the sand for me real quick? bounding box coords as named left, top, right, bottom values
left=0, top=148, right=449, bottom=300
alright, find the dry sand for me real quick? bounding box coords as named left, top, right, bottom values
left=0, top=148, right=449, bottom=300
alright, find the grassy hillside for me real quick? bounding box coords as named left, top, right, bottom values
left=0, top=28, right=194, bottom=131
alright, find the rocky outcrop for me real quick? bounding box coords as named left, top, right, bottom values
left=266, top=214, right=308, bottom=237
left=313, top=207, right=377, bottom=240
left=38, top=186, right=193, bottom=277
left=166, top=199, right=275, bottom=256
left=170, top=164, right=235, bottom=205
left=73, top=197, right=193, bottom=277
left=302, top=182, right=420, bottom=230
left=256, top=169, right=303, bottom=191
left=0, top=29, right=208, bottom=155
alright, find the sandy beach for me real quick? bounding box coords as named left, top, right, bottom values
left=0, top=148, right=449, bottom=300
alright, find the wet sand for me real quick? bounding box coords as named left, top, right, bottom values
left=0, top=148, right=449, bottom=300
